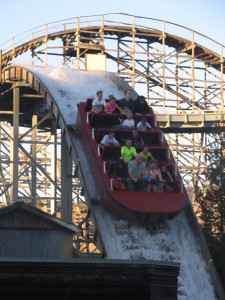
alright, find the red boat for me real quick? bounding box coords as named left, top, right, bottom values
left=76, top=99, right=187, bottom=222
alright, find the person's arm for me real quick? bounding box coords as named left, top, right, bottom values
left=100, top=135, right=107, bottom=145
left=140, top=137, right=144, bottom=145
left=136, top=122, right=141, bottom=130
left=92, top=105, right=97, bottom=113
left=91, top=99, right=97, bottom=113
left=167, top=170, right=174, bottom=182
left=113, top=137, right=120, bottom=146
left=119, top=99, right=126, bottom=114
left=103, top=100, right=107, bottom=113
left=149, top=152, right=155, bottom=161
left=105, top=103, right=110, bottom=114
left=121, top=146, right=125, bottom=162
left=117, top=104, right=123, bottom=114
left=122, top=119, right=127, bottom=127
left=147, top=122, right=152, bottom=129
left=129, top=169, right=137, bottom=182
left=128, top=163, right=137, bottom=182
left=141, top=164, right=146, bottom=178
left=158, top=169, right=163, bottom=182
left=132, top=147, right=137, bottom=159
left=129, top=119, right=135, bottom=129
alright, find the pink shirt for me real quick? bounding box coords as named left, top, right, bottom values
left=107, top=102, right=119, bottom=113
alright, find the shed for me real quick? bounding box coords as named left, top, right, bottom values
left=0, top=202, right=78, bottom=259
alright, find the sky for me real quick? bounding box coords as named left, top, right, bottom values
left=0, top=0, right=225, bottom=50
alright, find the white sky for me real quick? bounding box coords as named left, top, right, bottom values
left=0, top=0, right=225, bottom=48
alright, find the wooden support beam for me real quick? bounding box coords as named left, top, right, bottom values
left=31, top=115, right=37, bottom=207
left=61, top=134, right=72, bottom=223
left=10, top=86, right=20, bottom=203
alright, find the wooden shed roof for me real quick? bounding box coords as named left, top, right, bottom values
left=0, top=202, right=79, bottom=233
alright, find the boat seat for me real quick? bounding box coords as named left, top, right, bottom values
left=90, top=113, right=154, bottom=129
left=96, top=128, right=161, bottom=146
left=100, top=145, right=168, bottom=162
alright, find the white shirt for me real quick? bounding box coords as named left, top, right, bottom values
left=92, top=98, right=107, bottom=112
left=122, top=119, right=135, bottom=128
left=136, top=121, right=152, bottom=130
left=101, top=134, right=119, bottom=145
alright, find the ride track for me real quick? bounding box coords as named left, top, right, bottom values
left=1, top=13, right=225, bottom=191
left=0, top=64, right=223, bottom=299
left=0, top=14, right=225, bottom=298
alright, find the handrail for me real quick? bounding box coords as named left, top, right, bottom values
left=0, top=13, right=224, bottom=54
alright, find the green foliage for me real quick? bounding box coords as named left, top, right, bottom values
left=195, top=134, right=225, bottom=281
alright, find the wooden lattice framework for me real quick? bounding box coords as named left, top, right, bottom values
left=0, top=14, right=225, bottom=253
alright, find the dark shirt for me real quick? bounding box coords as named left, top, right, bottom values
left=119, top=98, right=134, bottom=112
left=133, top=100, right=149, bottom=114
left=161, top=170, right=172, bottom=182
left=114, top=160, right=128, bottom=179
left=131, top=134, right=143, bottom=146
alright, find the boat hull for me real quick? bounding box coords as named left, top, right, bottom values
left=76, top=103, right=187, bottom=223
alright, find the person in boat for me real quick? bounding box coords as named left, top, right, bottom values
left=118, top=89, right=134, bottom=114
left=120, top=111, right=135, bottom=129
left=100, top=131, right=119, bottom=146
left=130, top=128, right=144, bottom=146
left=121, top=138, right=137, bottom=164
left=91, top=90, right=107, bottom=113
left=105, top=95, right=123, bottom=114
left=140, top=146, right=154, bottom=164
left=133, top=95, right=150, bottom=116
left=144, top=159, right=163, bottom=192
left=114, top=159, right=129, bottom=180
left=160, top=163, right=174, bottom=192
left=136, top=117, right=152, bottom=131
left=127, top=154, right=146, bottom=191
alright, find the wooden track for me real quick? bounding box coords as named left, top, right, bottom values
left=2, top=25, right=224, bottom=73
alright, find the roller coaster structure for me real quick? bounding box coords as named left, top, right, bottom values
left=0, top=13, right=225, bottom=256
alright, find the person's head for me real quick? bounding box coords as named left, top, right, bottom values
left=135, top=153, right=142, bottom=165
left=132, top=129, right=138, bottom=137
left=161, top=163, right=167, bottom=173
left=97, top=90, right=103, bottom=100
left=137, top=95, right=146, bottom=104
left=125, top=89, right=132, bottom=101
left=142, top=146, right=149, bottom=155
left=126, top=111, right=133, bottom=119
left=149, top=159, right=157, bottom=169
left=109, top=95, right=116, bottom=105
left=125, top=138, right=132, bottom=148
left=108, top=131, right=115, bottom=139
left=141, top=117, right=147, bottom=125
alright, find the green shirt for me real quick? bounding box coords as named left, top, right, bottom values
left=140, top=151, right=152, bottom=164
left=121, top=146, right=137, bottom=163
